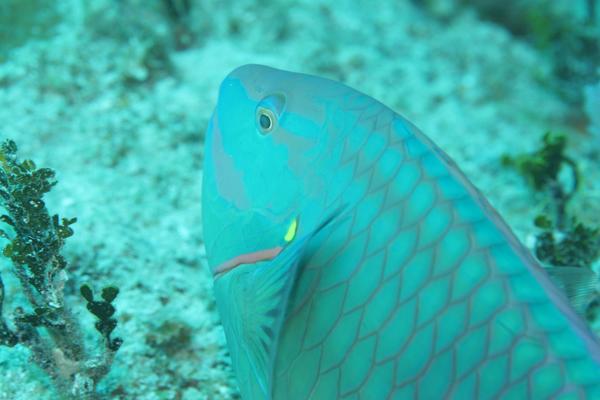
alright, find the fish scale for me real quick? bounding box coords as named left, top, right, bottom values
left=201, top=65, right=600, bottom=399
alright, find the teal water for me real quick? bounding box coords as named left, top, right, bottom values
left=0, top=1, right=598, bottom=399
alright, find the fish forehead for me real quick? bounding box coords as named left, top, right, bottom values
left=226, top=64, right=346, bottom=105
left=213, top=65, right=335, bottom=196
left=220, top=65, right=350, bottom=168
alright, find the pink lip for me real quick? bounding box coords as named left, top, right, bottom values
left=213, top=246, right=284, bottom=278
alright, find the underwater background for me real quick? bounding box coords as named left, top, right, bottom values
left=0, top=0, right=598, bottom=399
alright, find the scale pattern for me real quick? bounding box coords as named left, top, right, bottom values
left=271, top=92, right=600, bottom=399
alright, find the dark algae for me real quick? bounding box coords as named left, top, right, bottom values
left=503, top=132, right=599, bottom=269
left=0, top=139, right=121, bottom=399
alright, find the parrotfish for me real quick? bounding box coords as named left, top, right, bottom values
left=201, top=64, right=600, bottom=399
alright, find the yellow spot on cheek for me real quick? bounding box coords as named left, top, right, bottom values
left=284, top=218, right=298, bottom=242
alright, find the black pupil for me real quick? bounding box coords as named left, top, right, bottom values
left=259, top=113, right=272, bottom=130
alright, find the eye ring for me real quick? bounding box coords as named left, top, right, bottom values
left=257, top=107, right=276, bottom=134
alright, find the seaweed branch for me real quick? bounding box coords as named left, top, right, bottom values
left=501, top=132, right=578, bottom=230
left=502, top=132, right=600, bottom=269
left=0, top=139, right=122, bottom=399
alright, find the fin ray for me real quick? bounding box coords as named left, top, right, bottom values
left=547, top=266, right=598, bottom=315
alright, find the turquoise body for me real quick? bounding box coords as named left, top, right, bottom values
left=201, top=65, right=600, bottom=399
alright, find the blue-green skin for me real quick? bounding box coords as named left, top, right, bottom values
left=202, top=65, right=600, bottom=399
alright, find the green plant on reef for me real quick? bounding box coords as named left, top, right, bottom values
left=534, top=215, right=600, bottom=269
left=501, top=132, right=579, bottom=230
left=502, top=132, right=600, bottom=270
left=80, top=285, right=122, bottom=352
left=0, top=139, right=122, bottom=399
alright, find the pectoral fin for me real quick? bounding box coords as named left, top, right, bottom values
left=547, top=266, right=599, bottom=315
left=215, top=207, right=346, bottom=399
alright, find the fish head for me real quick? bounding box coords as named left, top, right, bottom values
left=202, top=64, right=346, bottom=277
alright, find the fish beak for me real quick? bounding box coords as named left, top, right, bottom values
left=213, top=246, right=284, bottom=279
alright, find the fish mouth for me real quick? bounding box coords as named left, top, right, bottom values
left=213, top=246, right=283, bottom=278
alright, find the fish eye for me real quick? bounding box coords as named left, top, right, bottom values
left=256, top=94, right=285, bottom=135
left=257, top=107, right=276, bottom=134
